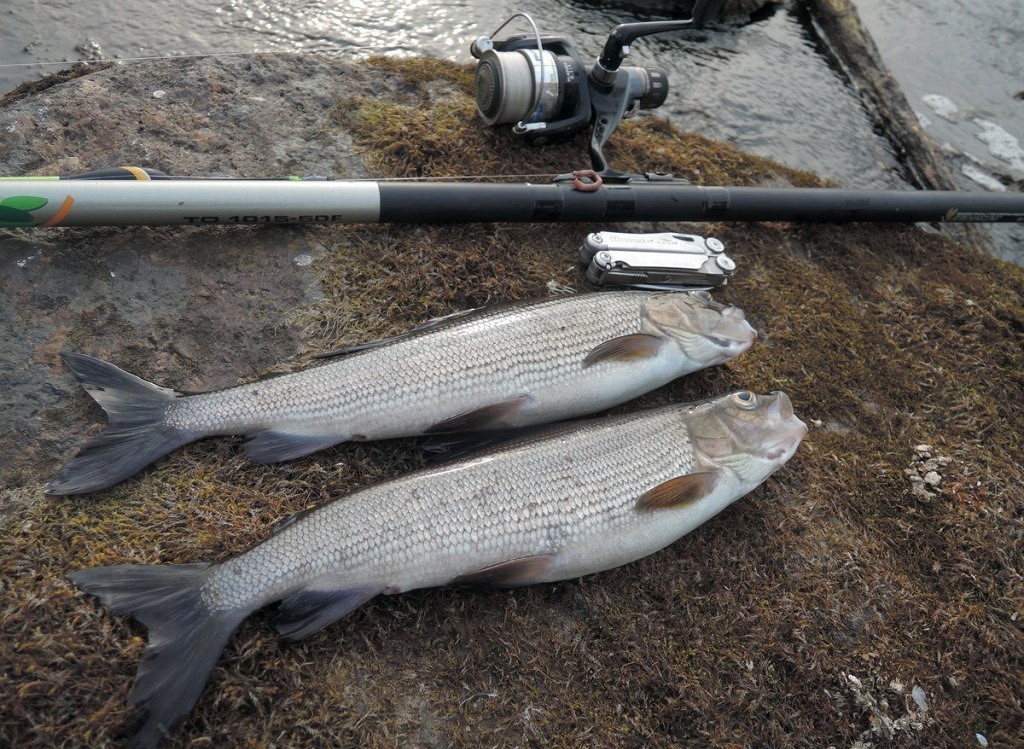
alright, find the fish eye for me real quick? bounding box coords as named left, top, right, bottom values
left=690, top=290, right=713, bottom=303
left=731, top=391, right=757, bottom=409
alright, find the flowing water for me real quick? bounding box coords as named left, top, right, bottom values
left=1, top=0, right=1021, bottom=260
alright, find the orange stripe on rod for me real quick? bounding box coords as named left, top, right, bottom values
left=38, top=195, right=74, bottom=227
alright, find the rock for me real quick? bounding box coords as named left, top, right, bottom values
left=0, top=54, right=433, bottom=486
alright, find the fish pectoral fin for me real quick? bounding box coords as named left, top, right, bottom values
left=449, top=554, right=558, bottom=588
left=426, top=395, right=532, bottom=434
left=273, top=584, right=382, bottom=641
left=245, top=430, right=345, bottom=463
left=636, top=471, right=719, bottom=511
left=582, top=333, right=665, bottom=368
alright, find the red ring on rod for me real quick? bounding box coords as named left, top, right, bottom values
left=572, top=170, right=602, bottom=192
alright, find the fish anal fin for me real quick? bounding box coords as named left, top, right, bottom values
left=636, top=472, right=719, bottom=511
left=273, top=584, right=382, bottom=641
left=450, top=554, right=558, bottom=588
left=426, top=395, right=532, bottom=434
left=245, top=431, right=345, bottom=463
left=582, top=334, right=664, bottom=369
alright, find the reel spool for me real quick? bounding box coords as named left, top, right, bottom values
left=469, top=12, right=672, bottom=157
left=470, top=14, right=591, bottom=144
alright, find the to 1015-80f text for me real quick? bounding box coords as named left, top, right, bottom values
left=182, top=214, right=347, bottom=224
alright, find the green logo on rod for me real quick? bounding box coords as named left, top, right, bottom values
left=0, top=196, right=48, bottom=227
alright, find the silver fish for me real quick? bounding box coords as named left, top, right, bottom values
left=48, top=290, right=755, bottom=494
left=68, top=390, right=806, bottom=749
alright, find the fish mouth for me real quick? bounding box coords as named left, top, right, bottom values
left=646, top=295, right=757, bottom=363
left=702, top=307, right=757, bottom=357
left=761, top=392, right=808, bottom=461
left=710, top=318, right=756, bottom=347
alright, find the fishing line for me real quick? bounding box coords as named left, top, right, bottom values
left=344, top=173, right=563, bottom=183
left=0, top=46, right=419, bottom=70
left=0, top=43, right=445, bottom=72
left=0, top=167, right=563, bottom=183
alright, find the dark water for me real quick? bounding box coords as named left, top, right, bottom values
left=854, top=0, right=1024, bottom=262
left=1, top=0, right=1021, bottom=260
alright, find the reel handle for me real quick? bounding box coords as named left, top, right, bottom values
left=592, top=0, right=723, bottom=84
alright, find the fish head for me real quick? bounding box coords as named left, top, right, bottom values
left=643, top=291, right=757, bottom=367
left=687, top=390, right=807, bottom=484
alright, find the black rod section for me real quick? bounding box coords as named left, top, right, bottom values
left=377, top=182, right=1024, bottom=224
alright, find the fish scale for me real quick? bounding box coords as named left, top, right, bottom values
left=205, top=407, right=697, bottom=612
left=168, top=292, right=649, bottom=434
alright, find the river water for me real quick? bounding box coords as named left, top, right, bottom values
left=1, top=0, right=1021, bottom=261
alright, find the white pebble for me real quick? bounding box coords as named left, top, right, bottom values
left=911, top=684, right=928, bottom=712
left=922, top=93, right=958, bottom=119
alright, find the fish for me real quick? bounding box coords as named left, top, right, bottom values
left=67, top=390, right=807, bottom=749
left=47, top=290, right=756, bottom=495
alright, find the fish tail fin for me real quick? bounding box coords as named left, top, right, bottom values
left=48, top=352, right=194, bottom=495
left=67, top=563, right=248, bottom=749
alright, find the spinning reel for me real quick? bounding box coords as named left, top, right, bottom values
left=470, top=1, right=723, bottom=179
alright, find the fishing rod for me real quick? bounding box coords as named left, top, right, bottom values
left=2, top=1, right=1022, bottom=229
left=3, top=169, right=1022, bottom=227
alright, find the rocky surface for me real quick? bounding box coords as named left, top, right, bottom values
left=2, top=54, right=1022, bottom=749
left=0, top=54, right=376, bottom=488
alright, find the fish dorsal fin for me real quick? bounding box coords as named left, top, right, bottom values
left=582, top=334, right=664, bottom=369
left=273, top=584, right=382, bottom=640
left=314, top=308, right=482, bottom=359
left=313, top=338, right=400, bottom=358
left=636, top=472, right=719, bottom=511
left=269, top=506, right=316, bottom=536
left=449, top=554, right=558, bottom=588
left=426, top=395, right=532, bottom=434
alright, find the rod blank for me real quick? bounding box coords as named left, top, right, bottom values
left=2, top=178, right=1022, bottom=227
